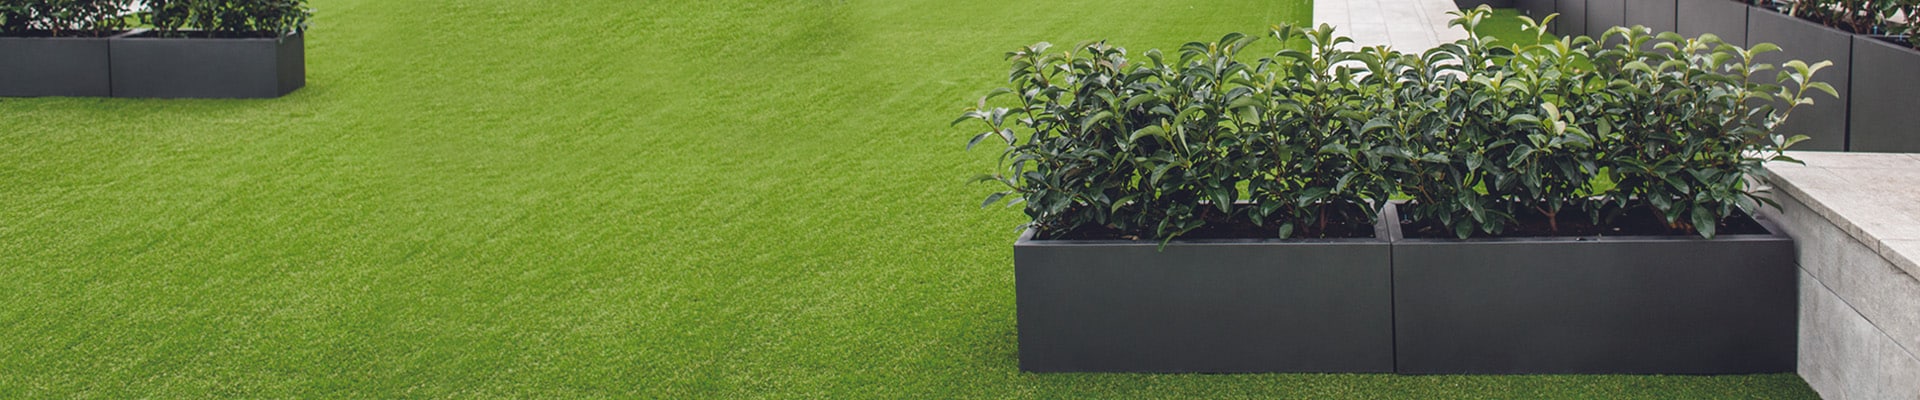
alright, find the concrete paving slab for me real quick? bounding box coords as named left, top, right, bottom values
left=1315, top=0, right=1468, bottom=51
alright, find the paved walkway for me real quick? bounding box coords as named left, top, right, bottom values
left=1314, top=0, right=1471, bottom=51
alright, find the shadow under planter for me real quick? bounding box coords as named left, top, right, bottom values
left=1676, top=0, right=1749, bottom=46
left=1014, top=206, right=1397, bottom=373
left=1847, top=36, right=1920, bottom=153
left=1392, top=215, right=1797, bottom=374
left=110, top=30, right=305, bottom=99
left=0, top=32, right=130, bottom=97
left=1747, top=7, right=1851, bottom=151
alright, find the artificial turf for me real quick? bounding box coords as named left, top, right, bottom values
left=0, top=0, right=1817, bottom=397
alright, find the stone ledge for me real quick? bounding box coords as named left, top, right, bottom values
left=1765, top=151, right=1920, bottom=280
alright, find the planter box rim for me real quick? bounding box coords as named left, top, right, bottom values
left=114, top=29, right=301, bottom=41
left=1015, top=202, right=1399, bottom=245
left=1015, top=228, right=1391, bottom=246
left=1750, top=5, right=1857, bottom=36
left=1394, top=203, right=1788, bottom=243
left=1859, top=34, right=1918, bottom=53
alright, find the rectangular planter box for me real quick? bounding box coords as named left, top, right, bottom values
left=1392, top=216, right=1797, bottom=374
left=110, top=30, right=305, bottom=99
left=0, top=32, right=126, bottom=97
left=1846, top=35, right=1920, bottom=153
left=1747, top=7, right=1851, bottom=151
left=1587, top=0, right=1627, bottom=38
left=1676, top=0, right=1749, bottom=46
left=1518, top=0, right=1558, bottom=33
left=1015, top=206, right=1397, bottom=373
left=1555, top=0, right=1590, bottom=37
left=1623, top=0, right=1678, bottom=34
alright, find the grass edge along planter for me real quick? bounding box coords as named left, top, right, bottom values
left=1746, top=6, right=1851, bottom=151
left=0, top=31, right=132, bottom=97
left=1846, top=35, right=1920, bottom=153
left=1391, top=210, right=1798, bottom=374
left=110, top=30, right=305, bottom=99
left=1014, top=203, right=1399, bottom=373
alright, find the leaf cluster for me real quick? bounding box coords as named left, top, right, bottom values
left=141, top=0, right=308, bottom=37
left=960, top=7, right=1830, bottom=241
left=1772, top=0, right=1920, bottom=38
left=0, top=0, right=132, bottom=37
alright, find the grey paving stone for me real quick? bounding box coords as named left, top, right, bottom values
left=1799, top=270, right=1920, bottom=400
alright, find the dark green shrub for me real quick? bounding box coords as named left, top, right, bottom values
left=140, top=0, right=308, bottom=37
left=0, top=0, right=132, bottom=37
left=960, top=7, right=1829, bottom=242
left=1392, top=10, right=1829, bottom=238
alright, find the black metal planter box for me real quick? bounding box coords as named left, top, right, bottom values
left=1676, top=0, right=1749, bottom=46
left=110, top=31, right=305, bottom=99
left=1391, top=216, right=1797, bottom=374
left=1747, top=7, right=1851, bottom=151
left=1014, top=206, right=1397, bottom=373
left=0, top=32, right=128, bottom=97
left=1555, top=0, right=1590, bottom=37
left=1847, top=35, right=1920, bottom=153
left=1587, top=0, right=1628, bottom=38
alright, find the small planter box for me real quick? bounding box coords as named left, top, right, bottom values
left=0, top=32, right=128, bottom=97
left=1623, top=0, right=1678, bottom=34
left=1676, top=0, right=1749, bottom=46
left=1587, top=0, right=1628, bottom=38
left=1555, top=0, right=1590, bottom=38
left=1015, top=206, right=1397, bottom=373
left=1846, top=35, right=1920, bottom=153
left=1747, top=7, right=1851, bottom=151
left=1392, top=215, right=1797, bottom=374
left=110, top=30, right=305, bottom=99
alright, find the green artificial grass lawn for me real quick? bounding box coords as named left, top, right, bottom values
left=0, top=0, right=1815, bottom=397
left=1471, top=8, right=1558, bottom=46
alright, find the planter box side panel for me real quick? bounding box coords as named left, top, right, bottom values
left=1392, top=238, right=1798, bottom=374
left=1846, top=36, right=1920, bottom=153
left=1623, top=0, right=1678, bottom=34
left=1587, top=0, right=1628, bottom=38
left=0, top=38, right=112, bottom=97
left=276, top=33, right=307, bottom=97
left=111, top=34, right=302, bottom=99
left=1676, top=0, right=1748, bottom=46
left=1015, top=241, right=1393, bottom=373
left=1556, top=0, right=1590, bottom=37
left=1747, top=7, right=1852, bottom=151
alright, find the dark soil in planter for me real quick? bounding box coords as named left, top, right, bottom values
left=1401, top=204, right=1769, bottom=238
left=1046, top=210, right=1377, bottom=240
